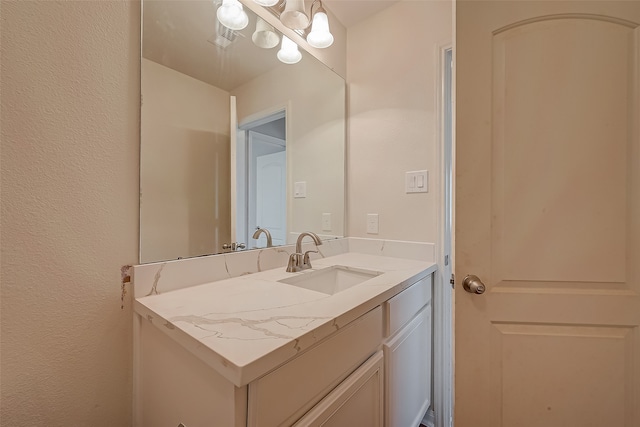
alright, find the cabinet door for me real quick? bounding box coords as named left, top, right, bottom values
left=384, top=305, right=431, bottom=427
left=293, top=351, right=384, bottom=427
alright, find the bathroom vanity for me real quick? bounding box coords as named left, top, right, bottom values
left=133, top=243, right=436, bottom=427
left=137, top=0, right=436, bottom=424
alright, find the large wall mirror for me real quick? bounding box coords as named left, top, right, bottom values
left=140, top=0, right=346, bottom=263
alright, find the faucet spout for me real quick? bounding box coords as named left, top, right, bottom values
left=295, top=232, right=322, bottom=254
left=287, top=232, right=323, bottom=272
left=252, top=228, right=273, bottom=248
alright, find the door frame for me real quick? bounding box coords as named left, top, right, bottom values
left=431, top=43, right=455, bottom=427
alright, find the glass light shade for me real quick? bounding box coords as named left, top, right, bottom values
left=306, top=11, right=333, bottom=48
left=277, top=35, right=302, bottom=64
left=280, top=0, right=309, bottom=30
left=216, top=0, right=249, bottom=31
left=252, top=17, right=280, bottom=49
left=253, top=0, right=279, bottom=6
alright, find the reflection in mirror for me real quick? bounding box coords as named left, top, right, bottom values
left=140, top=0, right=345, bottom=263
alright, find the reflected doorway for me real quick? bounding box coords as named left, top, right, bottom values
left=236, top=111, right=287, bottom=249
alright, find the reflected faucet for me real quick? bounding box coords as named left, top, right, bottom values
left=252, top=227, right=273, bottom=248
left=286, top=232, right=323, bottom=272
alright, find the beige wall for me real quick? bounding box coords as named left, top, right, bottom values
left=140, top=59, right=231, bottom=263
left=1, top=1, right=139, bottom=426
left=347, top=1, right=452, bottom=242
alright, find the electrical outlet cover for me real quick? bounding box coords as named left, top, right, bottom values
left=322, top=213, right=332, bottom=231
left=366, top=213, right=379, bottom=234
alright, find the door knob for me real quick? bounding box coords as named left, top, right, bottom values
left=463, top=275, right=486, bottom=294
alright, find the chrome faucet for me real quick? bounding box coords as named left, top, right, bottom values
left=252, top=227, right=273, bottom=248
left=286, top=232, right=323, bottom=272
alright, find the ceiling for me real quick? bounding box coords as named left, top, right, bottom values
left=143, top=1, right=286, bottom=91
left=142, top=0, right=399, bottom=91
left=323, top=0, right=399, bottom=28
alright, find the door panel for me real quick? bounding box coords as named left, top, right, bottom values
left=489, top=323, right=634, bottom=426
left=493, top=17, right=630, bottom=284
left=456, top=2, right=640, bottom=426
left=256, top=151, right=286, bottom=246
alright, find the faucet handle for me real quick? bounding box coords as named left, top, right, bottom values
left=286, top=253, right=304, bottom=272
left=303, top=250, right=319, bottom=265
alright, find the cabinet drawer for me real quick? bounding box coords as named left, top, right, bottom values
left=384, top=274, right=432, bottom=337
left=248, top=306, right=382, bottom=427
left=293, top=351, right=384, bottom=427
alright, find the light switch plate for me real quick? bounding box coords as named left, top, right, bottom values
left=366, top=214, right=379, bottom=234
left=294, top=181, right=307, bottom=198
left=405, top=170, right=428, bottom=193
left=322, top=213, right=332, bottom=231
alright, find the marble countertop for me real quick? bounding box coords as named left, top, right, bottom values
left=134, top=252, right=436, bottom=387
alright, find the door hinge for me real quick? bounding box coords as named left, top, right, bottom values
left=450, top=273, right=455, bottom=289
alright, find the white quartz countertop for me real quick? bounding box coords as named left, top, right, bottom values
left=134, top=252, right=436, bottom=387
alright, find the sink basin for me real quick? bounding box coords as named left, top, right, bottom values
left=278, top=265, right=382, bottom=295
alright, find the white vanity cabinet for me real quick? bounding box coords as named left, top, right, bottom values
left=383, top=275, right=432, bottom=427
left=135, top=269, right=434, bottom=427
left=287, top=274, right=433, bottom=427
left=136, top=306, right=382, bottom=427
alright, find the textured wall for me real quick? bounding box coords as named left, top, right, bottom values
left=347, top=1, right=452, bottom=242
left=1, top=1, right=140, bottom=426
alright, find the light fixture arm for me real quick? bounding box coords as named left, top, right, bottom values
left=252, top=0, right=334, bottom=49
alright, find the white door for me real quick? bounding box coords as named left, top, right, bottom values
left=456, top=2, right=640, bottom=426
left=255, top=150, right=287, bottom=246
left=247, top=131, right=286, bottom=248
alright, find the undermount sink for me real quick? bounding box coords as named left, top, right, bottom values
left=278, top=265, right=382, bottom=295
